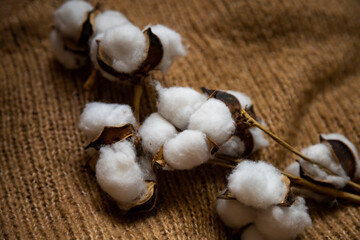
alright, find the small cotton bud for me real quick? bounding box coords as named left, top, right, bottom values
left=163, top=130, right=210, bottom=169
left=101, top=24, right=147, bottom=73
left=93, top=10, right=130, bottom=35
left=216, top=199, right=256, bottom=229
left=53, top=0, right=93, bottom=39
left=156, top=83, right=207, bottom=130
left=300, top=143, right=348, bottom=188
left=188, top=98, right=235, bottom=145
left=241, top=225, right=265, bottom=240
left=217, top=136, right=245, bottom=157
left=79, top=102, right=137, bottom=139
left=50, top=29, right=87, bottom=69
left=139, top=113, right=177, bottom=156
left=255, top=197, right=312, bottom=240
left=150, top=24, right=186, bottom=73
left=96, top=141, right=146, bottom=207
left=228, top=160, right=288, bottom=209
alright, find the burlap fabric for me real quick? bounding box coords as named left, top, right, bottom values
left=1, top=0, right=359, bottom=239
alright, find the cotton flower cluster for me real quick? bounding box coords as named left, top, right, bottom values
left=217, top=160, right=312, bottom=240
left=79, top=102, right=155, bottom=211
left=285, top=133, right=360, bottom=201
left=139, top=83, right=268, bottom=170
left=51, top=0, right=186, bottom=79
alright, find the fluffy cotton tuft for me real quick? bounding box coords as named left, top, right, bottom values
left=285, top=161, right=300, bottom=177
left=249, top=127, right=269, bottom=152
left=188, top=98, right=235, bottom=145
left=227, top=90, right=253, bottom=109
left=255, top=197, right=312, bottom=240
left=139, top=113, right=178, bottom=156
left=93, top=10, right=130, bottom=35
left=163, top=130, right=210, bottom=169
left=216, top=199, right=256, bottom=229
left=79, top=102, right=137, bottom=139
left=156, top=84, right=207, bottom=130
left=320, top=133, right=360, bottom=179
left=150, top=24, right=186, bottom=73
left=241, top=225, right=265, bottom=240
left=50, top=29, right=87, bottom=69
left=138, top=155, right=156, bottom=181
left=300, top=143, right=348, bottom=188
left=96, top=141, right=146, bottom=206
left=101, top=24, right=147, bottom=73
left=228, top=161, right=288, bottom=209
left=217, top=136, right=246, bottom=157
left=53, top=0, right=93, bottom=39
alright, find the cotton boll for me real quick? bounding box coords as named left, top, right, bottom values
left=53, top=0, right=93, bottom=39
left=226, top=90, right=253, bottom=109
left=50, top=29, right=87, bottom=69
left=241, top=225, right=265, bottom=240
left=101, top=25, right=147, bottom=73
left=96, top=141, right=146, bottom=207
left=255, top=197, right=312, bottom=240
left=188, top=98, right=235, bottom=145
left=249, top=127, right=269, bottom=152
left=93, top=10, right=130, bottom=35
left=300, top=143, right=348, bottom=188
left=79, top=102, right=137, bottom=139
left=139, top=113, right=178, bottom=156
left=216, top=199, right=256, bottom=229
left=228, top=160, right=288, bottom=209
left=150, top=24, right=186, bottom=73
left=163, top=130, right=210, bottom=169
left=217, top=136, right=246, bottom=157
left=156, top=83, right=207, bottom=130
left=320, top=133, right=360, bottom=180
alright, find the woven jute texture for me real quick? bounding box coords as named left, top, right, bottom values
left=1, top=0, right=360, bottom=239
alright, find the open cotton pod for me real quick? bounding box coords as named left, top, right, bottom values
left=155, top=83, right=207, bottom=130
left=92, top=24, right=163, bottom=81
left=96, top=140, right=157, bottom=213
left=51, top=0, right=99, bottom=68
left=201, top=88, right=268, bottom=157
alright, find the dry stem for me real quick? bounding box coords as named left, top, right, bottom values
left=83, top=68, right=98, bottom=101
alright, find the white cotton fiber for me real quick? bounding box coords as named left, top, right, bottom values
left=138, top=155, right=156, bottom=181
left=93, top=10, right=130, bottom=35
left=139, top=113, right=178, bottom=156
left=216, top=199, right=256, bottom=229
left=188, top=98, right=235, bottom=145
left=241, top=225, right=265, bottom=240
left=50, top=29, right=87, bottom=69
left=227, top=90, right=253, bottom=109
left=255, top=197, right=312, bottom=240
left=321, top=133, right=360, bottom=180
left=285, top=161, right=300, bottom=177
left=150, top=24, right=186, bottom=73
left=217, top=136, right=245, bottom=157
left=300, top=143, right=348, bottom=188
left=249, top=127, right=269, bottom=153
left=156, top=83, right=207, bottom=130
left=101, top=24, right=147, bottom=73
left=79, top=102, right=137, bottom=139
left=96, top=141, right=146, bottom=207
left=53, top=0, right=93, bottom=39
left=163, top=130, right=210, bottom=169
left=228, top=160, right=288, bottom=209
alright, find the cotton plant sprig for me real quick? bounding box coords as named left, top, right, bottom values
left=51, top=0, right=187, bottom=122
left=239, top=110, right=360, bottom=194
left=216, top=160, right=312, bottom=240
left=143, top=83, right=269, bottom=170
